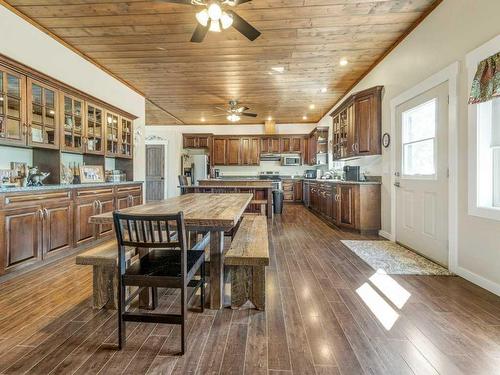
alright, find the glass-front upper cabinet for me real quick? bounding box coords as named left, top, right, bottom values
left=27, top=79, right=59, bottom=149
left=85, top=103, right=104, bottom=155
left=61, top=93, right=84, bottom=152
left=120, top=117, right=133, bottom=158
left=0, top=67, right=26, bottom=146
left=105, top=111, right=119, bottom=156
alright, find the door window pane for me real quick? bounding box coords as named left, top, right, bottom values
left=402, top=98, right=437, bottom=177
left=7, top=75, right=20, bottom=97
left=32, top=84, right=42, bottom=104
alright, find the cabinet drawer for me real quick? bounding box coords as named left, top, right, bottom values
left=75, top=187, right=114, bottom=199
left=116, top=184, right=142, bottom=194
left=284, top=192, right=294, bottom=201
left=4, top=191, right=71, bottom=206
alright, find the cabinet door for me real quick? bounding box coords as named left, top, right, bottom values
left=28, top=79, right=59, bottom=149
left=331, top=186, right=338, bottom=224
left=97, top=197, right=115, bottom=237
left=241, top=137, right=260, bottom=165
left=74, top=199, right=96, bottom=246
left=294, top=180, right=303, bottom=202
left=119, top=117, right=133, bottom=158
left=105, top=111, right=120, bottom=156
left=280, top=137, right=291, bottom=153
left=0, top=206, right=42, bottom=273
left=197, top=136, right=210, bottom=148
left=61, top=93, right=84, bottom=153
left=131, top=193, right=142, bottom=206
left=212, top=138, right=227, bottom=165
left=0, top=68, right=27, bottom=147
left=355, top=92, right=381, bottom=155
left=260, top=138, right=269, bottom=153
left=303, top=183, right=310, bottom=207
left=183, top=135, right=197, bottom=148
left=338, top=185, right=357, bottom=229
left=42, top=202, right=73, bottom=256
left=226, top=138, right=241, bottom=165
left=85, top=103, right=104, bottom=155
left=308, top=135, right=316, bottom=165
left=116, top=195, right=130, bottom=210
left=346, top=105, right=356, bottom=157
left=290, top=137, right=302, bottom=153
left=269, top=138, right=280, bottom=153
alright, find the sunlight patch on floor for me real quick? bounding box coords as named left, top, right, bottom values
left=369, top=269, right=411, bottom=309
left=356, top=283, right=400, bottom=330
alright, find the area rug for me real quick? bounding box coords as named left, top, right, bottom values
left=340, top=240, right=452, bottom=275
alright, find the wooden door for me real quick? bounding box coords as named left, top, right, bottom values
left=61, top=93, right=84, bottom=153
left=226, top=138, right=241, bottom=165
left=269, top=138, right=280, bottom=153
left=355, top=90, right=381, bottom=156
left=338, top=184, right=357, bottom=228
left=212, top=138, right=227, bottom=165
left=294, top=180, right=303, bottom=201
left=98, top=197, right=115, bottom=237
left=42, top=201, right=72, bottom=256
left=0, top=206, right=42, bottom=273
left=145, top=144, right=165, bottom=201
left=85, top=103, right=104, bottom=155
left=27, top=79, right=59, bottom=150
left=280, top=137, right=291, bottom=153
left=74, top=198, right=96, bottom=246
left=0, top=67, right=26, bottom=147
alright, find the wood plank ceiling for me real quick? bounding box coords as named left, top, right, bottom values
left=3, top=0, right=440, bottom=125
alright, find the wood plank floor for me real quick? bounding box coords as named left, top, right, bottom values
left=1, top=204, right=500, bottom=374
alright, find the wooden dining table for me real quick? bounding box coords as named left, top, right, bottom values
left=89, top=193, right=253, bottom=309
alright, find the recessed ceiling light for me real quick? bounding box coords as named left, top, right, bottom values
left=339, top=58, right=348, bottom=66
left=271, top=66, right=285, bottom=73
left=200, top=117, right=206, bottom=122
left=320, top=87, right=327, bottom=93
left=309, top=104, right=315, bottom=110
left=267, top=116, right=273, bottom=121
left=302, top=115, right=308, bottom=120
left=156, top=47, right=165, bottom=51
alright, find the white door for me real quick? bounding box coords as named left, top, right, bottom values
left=395, top=82, right=449, bottom=266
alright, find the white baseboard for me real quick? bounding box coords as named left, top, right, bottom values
left=454, top=266, right=500, bottom=297
left=378, top=230, right=394, bottom=241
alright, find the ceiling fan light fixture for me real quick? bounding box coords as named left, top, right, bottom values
left=209, top=19, right=221, bottom=32
left=196, top=9, right=209, bottom=26
left=208, top=3, right=222, bottom=21
left=220, top=12, right=233, bottom=29
left=227, top=114, right=241, bottom=122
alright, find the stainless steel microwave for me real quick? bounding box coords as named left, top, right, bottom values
left=281, top=155, right=301, bottom=166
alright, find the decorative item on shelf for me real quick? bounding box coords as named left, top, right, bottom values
left=10, top=162, right=27, bottom=187
left=71, top=162, right=81, bottom=184
left=105, top=169, right=126, bottom=183
left=60, top=163, right=74, bottom=185
left=80, top=165, right=105, bottom=183
left=26, top=166, right=50, bottom=187
left=382, top=132, right=391, bottom=148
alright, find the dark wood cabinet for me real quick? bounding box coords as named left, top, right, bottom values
left=331, top=86, right=382, bottom=160
left=27, top=79, right=59, bottom=150
left=0, top=67, right=27, bottom=147
left=61, top=93, right=84, bottom=153
left=212, top=137, right=227, bottom=165
left=280, top=136, right=303, bottom=153
left=42, top=201, right=73, bottom=257
left=226, top=138, right=241, bottom=165
left=85, top=103, right=104, bottom=155
left=304, top=182, right=380, bottom=233
left=241, top=137, right=260, bottom=166
left=0, top=206, right=41, bottom=274
left=282, top=179, right=303, bottom=202
left=183, top=133, right=211, bottom=149
left=293, top=180, right=303, bottom=201
left=0, top=183, right=142, bottom=277
left=261, top=137, right=280, bottom=153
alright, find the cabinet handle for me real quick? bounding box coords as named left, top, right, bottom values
left=38, top=208, right=44, bottom=220
left=98, top=200, right=103, bottom=212
left=22, top=123, right=28, bottom=136
left=43, top=208, right=49, bottom=219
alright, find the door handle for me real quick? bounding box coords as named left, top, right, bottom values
left=394, top=182, right=401, bottom=188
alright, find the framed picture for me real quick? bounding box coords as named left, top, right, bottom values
left=80, top=165, right=105, bottom=183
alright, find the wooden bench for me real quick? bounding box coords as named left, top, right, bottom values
left=76, top=233, right=210, bottom=310
left=225, top=216, right=269, bottom=310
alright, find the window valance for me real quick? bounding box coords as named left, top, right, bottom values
left=469, top=52, right=500, bottom=104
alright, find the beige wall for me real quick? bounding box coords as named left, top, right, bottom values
left=318, top=0, right=500, bottom=293
left=0, top=6, right=146, bottom=182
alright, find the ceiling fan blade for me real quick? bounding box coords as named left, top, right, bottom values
left=227, top=10, right=261, bottom=41
left=212, top=114, right=229, bottom=117
left=190, top=22, right=209, bottom=43
left=215, top=106, right=229, bottom=112
left=241, top=112, right=258, bottom=117
left=236, top=106, right=249, bottom=112
left=234, top=0, right=252, bottom=4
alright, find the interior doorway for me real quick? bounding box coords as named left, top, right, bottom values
left=145, top=144, right=165, bottom=202
left=394, top=82, right=449, bottom=267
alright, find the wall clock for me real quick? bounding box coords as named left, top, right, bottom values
left=382, top=133, right=391, bottom=148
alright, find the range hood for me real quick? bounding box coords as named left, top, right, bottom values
left=260, top=153, right=281, bottom=161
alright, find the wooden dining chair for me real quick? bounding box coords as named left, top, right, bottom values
left=113, top=211, right=205, bottom=355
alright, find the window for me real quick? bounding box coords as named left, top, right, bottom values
left=476, top=97, right=500, bottom=209
left=402, top=99, right=437, bottom=177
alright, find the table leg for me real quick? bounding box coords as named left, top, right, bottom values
left=209, top=230, right=225, bottom=309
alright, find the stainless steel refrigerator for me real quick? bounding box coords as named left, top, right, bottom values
left=191, top=154, right=209, bottom=185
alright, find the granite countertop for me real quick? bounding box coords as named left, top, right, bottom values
left=0, top=181, right=143, bottom=193
left=303, top=179, right=381, bottom=185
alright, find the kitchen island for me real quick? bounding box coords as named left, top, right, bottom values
left=0, top=181, right=143, bottom=278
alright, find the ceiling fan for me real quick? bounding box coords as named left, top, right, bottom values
left=157, top=0, right=261, bottom=43
left=214, top=100, right=258, bottom=122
